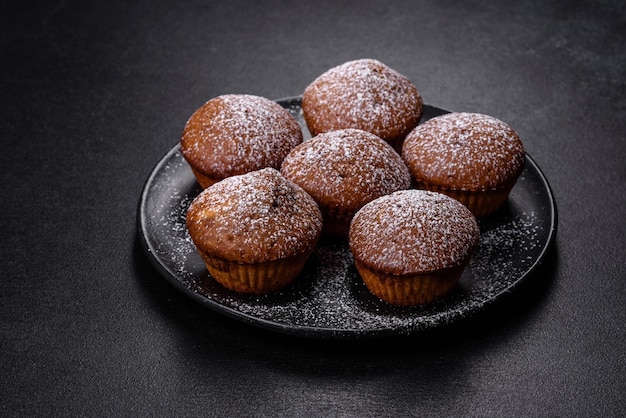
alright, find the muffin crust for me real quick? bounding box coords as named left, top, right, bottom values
left=281, top=128, right=411, bottom=237
left=186, top=168, right=322, bottom=265
left=402, top=112, right=525, bottom=192
left=302, top=59, right=423, bottom=148
left=350, top=190, right=479, bottom=275
left=181, top=94, right=302, bottom=188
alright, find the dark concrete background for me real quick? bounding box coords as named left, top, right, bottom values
left=2, top=0, right=625, bottom=416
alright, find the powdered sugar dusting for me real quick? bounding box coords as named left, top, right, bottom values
left=152, top=166, right=546, bottom=335
left=349, top=190, right=480, bottom=274
left=181, top=94, right=303, bottom=177
left=146, top=155, right=197, bottom=278
left=203, top=208, right=545, bottom=335
left=186, top=168, right=322, bottom=263
left=402, top=112, right=525, bottom=190
left=281, top=129, right=410, bottom=209
left=140, top=99, right=555, bottom=338
left=302, top=59, right=422, bottom=141
left=472, top=210, right=543, bottom=283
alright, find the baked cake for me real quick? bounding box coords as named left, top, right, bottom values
left=186, top=168, right=322, bottom=294
left=181, top=94, right=303, bottom=188
left=280, top=128, right=411, bottom=238
left=349, top=190, right=480, bottom=306
left=402, top=112, right=525, bottom=216
left=302, top=59, right=423, bottom=152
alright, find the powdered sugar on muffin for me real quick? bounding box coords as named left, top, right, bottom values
left=349, top=190, right=480, bottom=274
left=302, top=59, right=423, bottom=147
left=181, top=94, right=303, bottom=187
left=281, top=128, right=411, bottom=237
left=402, top=112, right=525, bottom=191
left=281, top=129, right=411, bottom=209
left=186, top=168, right=322, bottom=264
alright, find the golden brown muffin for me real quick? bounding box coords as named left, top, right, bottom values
left=180, top=94, right=303, bottom=189
left=349, top=190, right=480, bottom=306
left=402, top=112, right=525, bottom=217
left=302, top=59, right=423, bottom=152
left=186, top=168, right=322, bottom=294
left=280, top=128, right=411, bottom=238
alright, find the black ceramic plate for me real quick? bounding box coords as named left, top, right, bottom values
left=137, top=97, right=557, bottom=339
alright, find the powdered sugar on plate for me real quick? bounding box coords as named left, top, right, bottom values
left=138, top=98, right=556, bottom=339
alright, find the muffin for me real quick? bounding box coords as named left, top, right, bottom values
left=186, top=168, right=322, bottom=294
left=349, top=190, right=480, bottom=306
left=280, top=128, right=411, bottom=238
left=402, top=112, right=525, bottom=217
left=181, top=94, right=303, bottom=189
left=302, top=59, right=423, bottom=152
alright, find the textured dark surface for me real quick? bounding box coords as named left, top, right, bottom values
left=2, top=0, right=625, bottom=416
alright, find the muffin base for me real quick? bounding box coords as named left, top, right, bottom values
left=190, top=166, right=221, bottom=189
left=416, top=183, right=513, bottom=217
left=355, top=260, right=467, bottom=306
left=197, top=249, right=313, bottom=295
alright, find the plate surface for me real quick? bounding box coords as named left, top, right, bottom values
left=137, top=97, right=557, bottom=339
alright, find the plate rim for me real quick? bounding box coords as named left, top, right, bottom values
left=136, top=97, right=558, bottom=339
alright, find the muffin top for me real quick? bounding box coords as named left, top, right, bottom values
left=186, top=168, right=322, bottom=264
left=349, top=190, right=480, bottom=275
left=302, top=59, right=423, bottom=143
left=402, top=112, right=525, bottom=191
left=280, top=129, right=411, bottom=213
left=181, top=94, right=302, bottom=180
